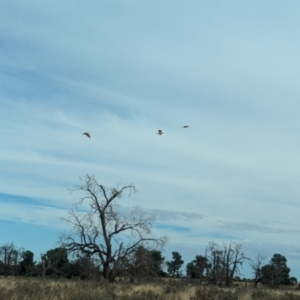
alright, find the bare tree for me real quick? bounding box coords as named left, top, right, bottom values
left=59, top=174, right=168, bottom=282
left=0, top=243, right=22, bottom=276
left=223, top=242, right=248, bottom=287
left=250, top=254, right=266, bottom=287
left=205, top=241, right=224, bottom=286
left=206, top=241, right=248, bottom=287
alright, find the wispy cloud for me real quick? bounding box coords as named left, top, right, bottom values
left=0, top=196, right=66, bottom=229
left=217, top=220, right=300, bottom=235
left=2, top=0, right=300, bottom=278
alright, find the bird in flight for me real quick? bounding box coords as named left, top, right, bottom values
left=157, top=129, right=163, bottom=135
left=183, top=125, right=189, bottom=128
left=83, top=132, right=91, bottom=138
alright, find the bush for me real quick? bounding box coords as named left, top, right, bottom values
left=190, top=286, right=237, bottom=300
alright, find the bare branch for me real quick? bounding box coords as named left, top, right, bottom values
left=59, top=174, right=167, bottom=282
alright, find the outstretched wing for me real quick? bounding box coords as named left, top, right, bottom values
left=83, top=132, right=91, bottom=138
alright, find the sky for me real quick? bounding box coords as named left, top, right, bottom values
left=1, top=0, right=300, bottom=279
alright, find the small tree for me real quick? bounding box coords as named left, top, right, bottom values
left=150, top=249, right=166, bottom=277
left=41, top=247, right=69, bottom=278
left=186, top=255, right=208, bottom=284
left=60, top=174, right=167, bottom=282
left=123, top=246, right=165, bottom=282
left=261, top=253, right=290, bottom=288
left=250, top=254, right=266, bottom=287
left=20, top=250, right=37, bottom=276
left=66, top=252, right=101, bottom=280
left=166, top=251, right=184, bottom=278
left=289, top=276, right=297, bottom=285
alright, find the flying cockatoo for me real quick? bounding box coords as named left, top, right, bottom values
left=83, top=132, right=91, bottom=138
left=157, top=130, right=163, bottom=135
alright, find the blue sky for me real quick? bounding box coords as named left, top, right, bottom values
left=1, top=0, right=300, bottom=279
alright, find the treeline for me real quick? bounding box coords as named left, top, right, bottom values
left=0, top=241, right=297, bottom=289
left=0, top=242, right=166, bottom=281
left=0, top=242, right=164, bottom=281
left=0, top=174, right=298, bottom=289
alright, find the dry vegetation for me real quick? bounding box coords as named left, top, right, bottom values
left=1, top=277, right=300, bottom=300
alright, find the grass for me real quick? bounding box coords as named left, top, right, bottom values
left=0, top=277, right=299, bottom=300
left=0, top=277, right=194, bottom=300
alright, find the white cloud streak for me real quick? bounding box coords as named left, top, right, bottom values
left=1, top=0, right=300, bottom=277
